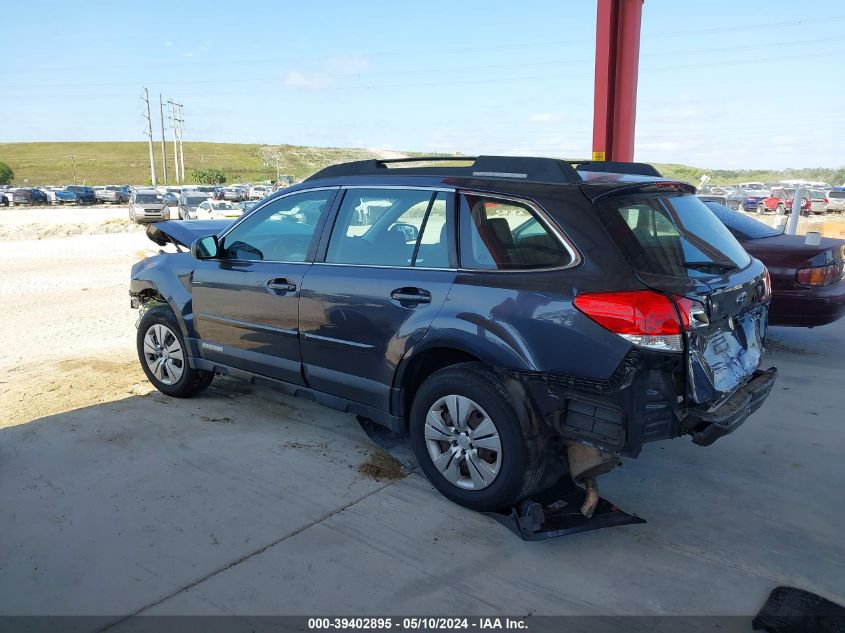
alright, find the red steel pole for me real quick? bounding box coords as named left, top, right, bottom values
left=592, top=0, right=644, bottom=162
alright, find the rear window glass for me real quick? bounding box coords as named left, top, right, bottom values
left=597, top=193, right=752, bottom=277
left=704, top=202, right=781, bottom=239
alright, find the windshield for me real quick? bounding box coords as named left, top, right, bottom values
left=136, top=194, right=162, bottom=204
left=212, top=202, right=239, bottom=210
left=186, top=197, right=208, bottom=206
left=704, top=202, right=782, bottom=239
left=597, top=193, right=752, bottom=276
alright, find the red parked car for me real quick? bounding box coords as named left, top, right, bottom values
left=706, top=202, right=845, bottom=327
left=757, top=188, right=811, bottom=215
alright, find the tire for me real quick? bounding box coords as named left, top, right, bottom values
left=136, top=305, right=214, bottom=397
left=777, top=203, right=785, bottom=215
left=410, top=363, right=546, bottom=512
left=756, top=204, right=765, bottom=215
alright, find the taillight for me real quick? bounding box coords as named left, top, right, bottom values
left=762, top=269, right=772, bottom=301
left=796, top=262, right=844, bottom=287
left=573, top=290, right=705, bottom=353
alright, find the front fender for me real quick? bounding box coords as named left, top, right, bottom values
left=130, top=253, right=197, bottom=338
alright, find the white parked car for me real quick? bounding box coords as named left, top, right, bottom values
left=248, top=185, right=271, bottom=200
left=194, top=200, right=245, bottom=220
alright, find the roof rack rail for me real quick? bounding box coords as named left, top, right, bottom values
left=306, top=155, right=583, bottom=185
left=569, top=160, right=662, bottom=177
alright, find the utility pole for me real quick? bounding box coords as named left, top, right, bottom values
left=177, top=103, right=185, bottom=183
left=70, top=154, right=76, bottom=183
left=168, top=100, right=180, bottom=183
left=159, top=94, right=168, bottom=185
left=141, top=88, right=157, bottom=187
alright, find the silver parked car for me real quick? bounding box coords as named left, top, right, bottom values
left=129, top=189, right=169, bottom=224
left=825, top=190, right=845, bottom=214
left=177, top=191, right=214, bottom=219
left=808, top=189, right=830, bottom=215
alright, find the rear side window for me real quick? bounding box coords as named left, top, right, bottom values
left=597, top=193, right=751, bottom=277
left=458, top=194, right=572, bottom=270
left=829, top=191, right=845, bottom=200
left=704, top=202, right=781, bottom=240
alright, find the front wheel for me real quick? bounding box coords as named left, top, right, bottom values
left=410, top=363, right=546, bottom=512
left=757, top=204, right=765, bottom=215
left=777, top=203, right=786, bottom=214
left=136, top=306, right=214, bottom=397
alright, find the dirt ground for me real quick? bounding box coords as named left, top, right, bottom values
left=1, top=204, right=843, bottom=622
left=0, top=207, right=153, bottom=427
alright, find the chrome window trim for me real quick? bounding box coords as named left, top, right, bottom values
left=340, top=184, right=453, bottom=193
left=311, top=262, right=457, bottom=272
left=457, top=190, right=582, bottom=273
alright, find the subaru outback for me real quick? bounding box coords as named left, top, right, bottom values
left=130, top=156, right=776, bottom=513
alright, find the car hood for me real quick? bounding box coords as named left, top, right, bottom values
left=146, top=219, right=231, bottom=247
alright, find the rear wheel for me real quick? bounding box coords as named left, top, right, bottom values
left=757, top=204, right=765, bottom=215
left=777, top=203, right=786, bottom=214
left=136, top=306, right=214, bottom=397
left=410, top=363, right=546, bottom=512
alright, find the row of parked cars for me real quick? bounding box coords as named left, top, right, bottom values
left=128, top=186, right=267, bottom=224
left=0, top=184, right=131, bottom=206
left=701, top=182, right=845, bottom=215
left=0, top=181, right=282, bottom=208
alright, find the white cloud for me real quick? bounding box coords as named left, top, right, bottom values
left=282, top=54, right=369, bottom=92
left=283, top=71, right=329, bottom=91
left=528, top=112, right=566, bottom=125
left=326, top=53, right=369, bottom=74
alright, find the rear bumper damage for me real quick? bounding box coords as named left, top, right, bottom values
left=508, top=351, right=777, bottom=457
left=683, top=367, right=777, bottom=446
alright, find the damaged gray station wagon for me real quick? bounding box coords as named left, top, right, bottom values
left=130, top=156, right=777, bottom=514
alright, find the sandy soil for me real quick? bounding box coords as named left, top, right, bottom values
left=0, top=207, right=155, bottom=427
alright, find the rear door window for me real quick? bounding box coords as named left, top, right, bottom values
left=596, top=192, right=752, bottom=277
left=458, top=194, right=573, bottom=270
left=325, top=188, right=451, bottom=268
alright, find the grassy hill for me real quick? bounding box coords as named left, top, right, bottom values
left=1, top=142, right=843, bottom=187
left=0, top=142, right=415, bottom=186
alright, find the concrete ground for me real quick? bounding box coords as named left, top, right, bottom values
left=0, top=206, right=843, bottom=624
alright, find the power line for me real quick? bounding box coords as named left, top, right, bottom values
left=6, top=14, right=845, bottom=74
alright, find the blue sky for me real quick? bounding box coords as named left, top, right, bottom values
left=1, top=0, right=842, bottom=169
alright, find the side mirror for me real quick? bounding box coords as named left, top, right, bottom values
left=390, top=222, right=419, bottom=243
left=191, top=235, right=219, bottom=259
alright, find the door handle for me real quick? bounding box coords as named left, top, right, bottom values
left=390, top=288, right=431, bottom=305
left=267, top=279, right=297, bottom=294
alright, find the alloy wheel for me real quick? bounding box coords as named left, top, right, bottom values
left=424, top=395, right=502, bottom=490
left=142, top=324, right=185, bottom=385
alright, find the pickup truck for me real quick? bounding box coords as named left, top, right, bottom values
left=95, top=185, right=131, bottom=204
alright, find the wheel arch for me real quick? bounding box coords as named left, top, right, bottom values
left=392, top=334, right=533, bottom=421
left=130, top=263, right=196, bottom=339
